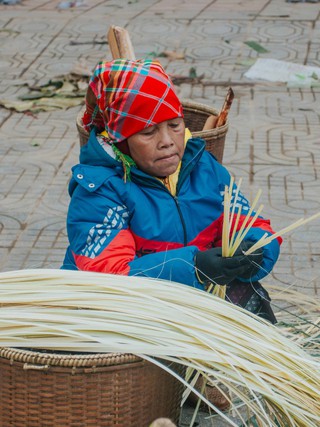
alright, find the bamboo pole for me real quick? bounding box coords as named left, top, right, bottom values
left=107, top=25, right=136, bottom=60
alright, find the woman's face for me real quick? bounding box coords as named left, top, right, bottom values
left=127, top=118, right=185, bottom=177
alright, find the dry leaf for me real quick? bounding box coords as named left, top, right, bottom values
left=0, top=96, right=84, bottom=113
left=77, top=80, right=89, bottom=91
left=32, top=96, right=84, bottom=110
left=162, top=50, right=185, bottom=60
left=56, top=81, right=78, bottom=94
left=0, top=99, right=34, bottom=112
left=71, top=60, right=93, bottom=77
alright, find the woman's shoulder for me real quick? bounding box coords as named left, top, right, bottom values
left=69, top=163, right=125, bottom=196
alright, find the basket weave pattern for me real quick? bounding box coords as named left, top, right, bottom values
left=76, top=100, right=228, bottom=164
left=0, top=347, right=184, bottom=427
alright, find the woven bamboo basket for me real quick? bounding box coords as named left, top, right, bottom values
left=76, top=100, right=228, bottom=164
left=0, top=347, right=184, bottom=427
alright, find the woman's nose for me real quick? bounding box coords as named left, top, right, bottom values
left=158, top=128, right=173, bottom=147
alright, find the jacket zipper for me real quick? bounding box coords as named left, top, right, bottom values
left=155, top=177, right=188, bottom=246
left=173, top=195, right=188, bottom=246
left=134, top=176, right=188, bottom=246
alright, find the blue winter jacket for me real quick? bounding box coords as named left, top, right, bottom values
left=62, top=128, right=281, bottom=289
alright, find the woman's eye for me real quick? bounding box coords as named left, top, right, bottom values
left=169, top=123, right=180, bottom=128
left=141, top=128, right=156, bottom=136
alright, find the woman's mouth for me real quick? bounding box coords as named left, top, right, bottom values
left=157, top=154, right=177, bottom=162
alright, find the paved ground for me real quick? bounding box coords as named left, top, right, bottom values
left=1, top=0, right=320, bottom=426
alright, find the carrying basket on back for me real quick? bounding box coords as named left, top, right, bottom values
left=76, top=100, right=228, bottom=164
left=0, top=347, right=184, bottom=427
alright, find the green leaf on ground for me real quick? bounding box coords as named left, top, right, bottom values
left=30, top=140, right=40, bottom=147
left=189, top=67, right=197, bottom=78
left=236, top=58, right=257, bottom=67
left=244, top=41, right=270, bottom=53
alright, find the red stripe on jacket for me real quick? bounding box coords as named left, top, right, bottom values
left=74, top=214, right=282, bottom=274
left=74, top=229, right=136, bottom=275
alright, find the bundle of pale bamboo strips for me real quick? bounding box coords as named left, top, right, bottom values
left=0, top=268, right=319, bottom=427
left=212, top=177, right=320, bottom=298
left=266, top=283, right=320, bottom=356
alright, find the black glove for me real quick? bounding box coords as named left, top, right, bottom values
left=195, top=241, right=263, bottom=284
left=238, top=240, right=263, bottom=279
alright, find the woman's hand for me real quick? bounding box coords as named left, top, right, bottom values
left=195, top=241, right=263, bottom=284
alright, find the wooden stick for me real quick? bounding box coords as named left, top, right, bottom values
left=202, top=114, right=218, bottom=131
left=107, top=25, right=136, bottom=60
left=214, top=87, right=234, bottom=128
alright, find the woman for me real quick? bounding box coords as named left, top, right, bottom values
left=63, top=58, right=281, bottom=320
left=62, top=58, right=281, bottom=411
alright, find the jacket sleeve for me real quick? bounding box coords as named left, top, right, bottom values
left=210, top=158, right=281, bottom=282
left=66, top=166, right=204, bottom=289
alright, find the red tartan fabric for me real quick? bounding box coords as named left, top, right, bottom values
left=82, top=59, right=183, bottom=143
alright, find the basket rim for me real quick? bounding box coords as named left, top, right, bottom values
left=0, top=347, right=142, bottom=368
left=181, top=99, right=229, bottom=135
left=181, top=99, right=219, bottom=115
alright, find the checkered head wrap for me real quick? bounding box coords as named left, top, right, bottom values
left=82, top=59, right=184, bottom=143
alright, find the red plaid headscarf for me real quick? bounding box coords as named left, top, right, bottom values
left=82, top=59, right=184, bottom=143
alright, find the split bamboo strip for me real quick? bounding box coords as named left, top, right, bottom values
left=228, top=177, right=242, bottom=245
left=230, top=203, right=264, bottom=256
left=213, top=178, right=261, bottom=298
left=212, top=180, right=233, bottom=299
left=229, top=189, right=262, bottom=256
left=266, top=283, right=320, bottom=355
left=222, top=184, right=232, bottom=257
left=229, top=205, right=242, bottom=254
left=210, top=282, right=227, bottom=299
left=244, top=212, right=320, bottom=255
left=0, top=269, right=319, bottom=427
left=211, top=183, right=229, bottom=298
left=217, top=177, right=320, bottom=289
